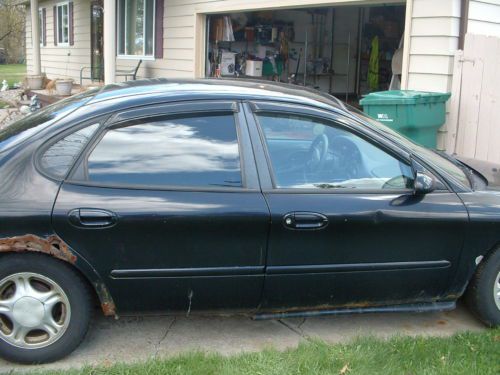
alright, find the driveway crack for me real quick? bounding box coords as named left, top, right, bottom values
left=154, top=316, right=176, bottom=359
left=278, top=318, right=311, bottom=342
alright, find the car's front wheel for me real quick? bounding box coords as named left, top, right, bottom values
left=0, top=253, right=92, bottom=363
left=466, top=248, right=500, bottom=327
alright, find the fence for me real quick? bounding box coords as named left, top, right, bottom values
left=445, top=34, right=500, bottom=162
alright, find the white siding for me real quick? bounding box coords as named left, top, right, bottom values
left=406, top=0, right=460, bottom=93
left=468, top=0, right=500, bottom=37
left=26, top=0, right=91, bottom=80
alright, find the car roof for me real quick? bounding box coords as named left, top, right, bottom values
left=86, top=78, right=347, bottom=113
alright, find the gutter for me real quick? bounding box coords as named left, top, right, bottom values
left=459, top=0, right=470, bottom=49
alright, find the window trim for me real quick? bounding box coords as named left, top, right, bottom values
left=56, top=1, right=70, bottom=46
left=66, top=109, right=253, bottom=192
left=117, top=0, right=156, bottom=59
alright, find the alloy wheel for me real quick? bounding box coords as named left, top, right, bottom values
left=0, top=272, right=71, bottom=349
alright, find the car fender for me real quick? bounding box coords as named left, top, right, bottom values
left=0, top=232, right=116, bottom=317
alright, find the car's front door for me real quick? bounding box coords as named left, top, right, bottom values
left=52, top=101, right=270, bottom=313
left=244, top=102, right=469, bottom=310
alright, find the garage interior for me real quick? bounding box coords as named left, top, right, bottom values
left=206, top=3, right=406, bottom=105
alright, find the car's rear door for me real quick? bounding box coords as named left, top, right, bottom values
left=244, top=101, right=469, bottom=310
left=52, top=101, right=270, bottom=313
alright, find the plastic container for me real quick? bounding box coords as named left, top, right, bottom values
left=359, top=90, right=451, bottom=148
left=245, top=60, right=263, bottom=77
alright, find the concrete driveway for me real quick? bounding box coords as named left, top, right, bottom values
left=0, top=303, right=485, bottom=373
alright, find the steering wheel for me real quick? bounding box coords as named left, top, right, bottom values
left=306, top=134, right=329, bottom=172
left=330, top=137, right=363, bottom=180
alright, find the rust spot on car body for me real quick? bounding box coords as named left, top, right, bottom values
left=0, top=234, right=77, bottom=263
left=94, top=282, right=117, bottom=317
left=0, top=234, right=118, bottom=317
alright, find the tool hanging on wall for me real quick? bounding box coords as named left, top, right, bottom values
left=368, top=35, right=380, bottom=91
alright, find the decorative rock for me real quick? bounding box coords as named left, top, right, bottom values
left=1, top=80, right=8, bottom=92
left=20, top=105, right=31, bottom=114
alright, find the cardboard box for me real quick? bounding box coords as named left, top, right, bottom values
left=221, top=52, right=237, bottom=76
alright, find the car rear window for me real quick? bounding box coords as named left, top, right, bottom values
left=0, top=89, right=99, bottom=152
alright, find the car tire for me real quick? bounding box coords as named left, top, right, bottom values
left=466, top=248, right=500, bottom=327
left=0, top=253, right=93, bottom=364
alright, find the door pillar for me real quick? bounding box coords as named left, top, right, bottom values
left=103, top=0, right=116, bottom=84
left=30, top=0, right=41, bottom=76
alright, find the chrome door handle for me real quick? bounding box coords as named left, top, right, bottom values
left=283, top=212, right=329, bottom=230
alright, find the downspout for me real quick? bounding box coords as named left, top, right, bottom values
left=458, top=0, right=469, bottom=50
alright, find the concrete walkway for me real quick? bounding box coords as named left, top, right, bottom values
left=0, top=303, right=485, bottom=373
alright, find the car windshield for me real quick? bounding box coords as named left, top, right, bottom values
left=0, top=88, right=99, bottom=152
left=346, top=104, right=471, bottom=189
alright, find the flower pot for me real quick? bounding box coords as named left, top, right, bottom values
left=55, top=79, right=73, bottom=96
left=25, top=75, right=44, bottom=90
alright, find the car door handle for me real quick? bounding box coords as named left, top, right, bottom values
left=68, top=209, right=117, bottom=228
left=283, top=212, right=329, bottom=230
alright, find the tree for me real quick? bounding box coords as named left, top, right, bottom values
left=0, top=0, right=26, bottom=64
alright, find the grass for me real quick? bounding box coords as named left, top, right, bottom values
left=0, top=64, right=27, bottom=86
left=32, top=328, right=500, bottom=375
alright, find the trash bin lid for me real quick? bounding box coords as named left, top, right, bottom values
left=359, top=90, right=451, bottom=106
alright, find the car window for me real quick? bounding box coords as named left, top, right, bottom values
left=85, top=114, right=242, bottom=188
left=257, top=113, right=414, bottom=190
left=347, top=105, right=471, bottom=188
left=40, top=123, right=100, bottom=178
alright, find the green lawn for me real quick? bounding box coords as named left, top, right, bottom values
left=0, top=64, right=27, bottom=86
left=34, top=328, right=500, bottom=375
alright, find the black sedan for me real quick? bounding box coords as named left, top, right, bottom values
left=0, top=80, right=499, bottom=363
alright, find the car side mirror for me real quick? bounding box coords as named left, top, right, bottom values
left=414, top=171, right=436, bottom=195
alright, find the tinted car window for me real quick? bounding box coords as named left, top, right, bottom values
left=40, top=123, right=99, bottom=178
left=86, top=114, right=242, bottom=188
left=257, top=113, right=414, bottom=190
left=0, top=89, right=99, bottom=152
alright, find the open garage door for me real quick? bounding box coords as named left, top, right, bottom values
left=205, top=3, right=405, bottom=104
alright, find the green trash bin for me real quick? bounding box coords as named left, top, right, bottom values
left=359, top=90, right=451, bottom=148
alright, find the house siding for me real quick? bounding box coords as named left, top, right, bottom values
left=406, top=0, right=460, bottom=93
left=468, top=0, right=500, bottom=37
left=26, top=0, right=91, bottom=80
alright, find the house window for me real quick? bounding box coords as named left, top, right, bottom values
left=56, top=2, right=69, bottom=45
left=38, top=9, right=44, bottom=46
left=118, top=0, right=155, bottom=57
